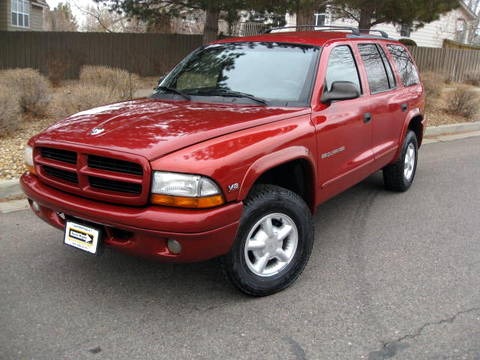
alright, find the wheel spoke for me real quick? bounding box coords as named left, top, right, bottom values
left=276, top=224, right=292, bottom=242
left=262, top=217, right=274, bottom=237
left=247, top=239, right=266, bottom=251
left=253, top=253, right=270, bottom=274
left=275, top=248, right=290, bottom=262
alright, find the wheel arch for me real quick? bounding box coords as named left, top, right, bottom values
left=238, top=147, right=317, bottom=212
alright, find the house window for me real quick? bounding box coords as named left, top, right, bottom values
left=314, top=13, right=327, bottom=26
left=11, top=0, right=30, bottom=28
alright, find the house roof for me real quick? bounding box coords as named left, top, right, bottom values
left=31, top=0, right=48, bottom=8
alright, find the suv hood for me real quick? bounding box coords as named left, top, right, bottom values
left=36, top=98, right=309, bottom=160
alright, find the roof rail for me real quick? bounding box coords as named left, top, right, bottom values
left=263, top=25, right=360, bottom=35
left=357, top=29, right=390, bottom=38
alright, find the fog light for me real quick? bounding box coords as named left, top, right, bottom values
left=31, top=201, right=40, bottom=212
left=167, top=239, right=182, bottom=254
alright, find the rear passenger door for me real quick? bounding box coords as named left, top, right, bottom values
left=357, top=43, right=404, bottom=167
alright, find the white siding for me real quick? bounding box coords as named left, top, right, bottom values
left=285, top=6, right=475, bottom=48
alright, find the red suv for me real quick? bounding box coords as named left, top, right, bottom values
left=21, top=27, right=425, bottom=296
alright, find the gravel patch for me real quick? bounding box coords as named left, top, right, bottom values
left=0, top=117, right=56, bottom=180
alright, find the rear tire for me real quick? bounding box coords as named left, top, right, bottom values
left=221, top=184, right=314, bottom=296
left=383, top=130, right=418, bottom=192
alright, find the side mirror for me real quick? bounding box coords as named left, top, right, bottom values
left=321, top=81, right=360, bottom=104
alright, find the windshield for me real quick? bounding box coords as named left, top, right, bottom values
left=155, top=42, right=320, bottom=107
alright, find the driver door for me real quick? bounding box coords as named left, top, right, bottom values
left=312, top=44, right=375, bottom=201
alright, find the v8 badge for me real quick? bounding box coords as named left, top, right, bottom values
left=227, top=183, right=239, bottom=192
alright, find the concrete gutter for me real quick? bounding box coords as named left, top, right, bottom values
left=1, top=121, right=479, bottom=204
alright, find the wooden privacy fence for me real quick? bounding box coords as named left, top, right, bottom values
left=0, top=31, right=203, bottom=78
left=409, top=47, right=480, bottom=82
left=1, top=31, right=480, bottom=82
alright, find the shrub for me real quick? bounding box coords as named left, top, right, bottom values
left=447, top=86, right=479, bottom=119
left=0, top=68, right=50, bottom=116
left=464, top=71, right=480, bottom=87
left=49, top=84, right=123, bottom=118
left=79, top=66, right=139, bottom=99
left=421, top=72, right=445, bottom=98
left=398, top=38, right=417, bottom=47
left=0, top=85, right=22, bottom=136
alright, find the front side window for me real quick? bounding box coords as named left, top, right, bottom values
left=358, top=44, right=390, bottom=94
left=325, top=45, right=361, bottom=93
left=158, top=42, right=320, bottom=106
left=11, top=0, right=30, bottom=28
left=387, top=44, right=420, bottom=87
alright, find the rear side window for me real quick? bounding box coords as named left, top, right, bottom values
left=358, top=44, right=390, bottom=94
left=387, top=45, right=420, bottom=87
left=325, top=45, right=361, bottom=94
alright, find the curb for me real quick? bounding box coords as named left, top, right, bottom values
left=425, top=121, right=480, bottom=137
left=0, top=179, right=23, bottom=200
left=1, top=121, right=479, bottom=201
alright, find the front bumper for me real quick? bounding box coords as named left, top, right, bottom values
left=21, top=173, right=242, bottom=262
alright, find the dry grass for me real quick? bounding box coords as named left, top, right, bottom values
left=49, top=84, right=124, bottom=119
left=421, top=71, right=446, bottom=99
left=464, top=71, right=480, bottom=87
left=446, top=85, right=479, bottom=119
left=0, top=85, right=22, bottom=136
left=79, top=65, right=139, bottom=99
left=0, top=68, right=50, bottom=116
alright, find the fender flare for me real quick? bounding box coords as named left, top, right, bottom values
left=395, top=107, right=424, bottom=157
left=238, top=146, right=317, bottom=202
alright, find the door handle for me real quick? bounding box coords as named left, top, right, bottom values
left=401, top=103, right=408, bottom=112
left=363, top=112, right=372, bottom=123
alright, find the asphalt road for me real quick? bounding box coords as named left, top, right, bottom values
left=1, top=136, right=480, bottom=360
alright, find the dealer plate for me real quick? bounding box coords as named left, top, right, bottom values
left=64, top=221, right=101, bottom=254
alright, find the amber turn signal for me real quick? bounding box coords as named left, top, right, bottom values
left=151, top=194, right=224, bottom=208
left=26, top=165, right=36, bottom=175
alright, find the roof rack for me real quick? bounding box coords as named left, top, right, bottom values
left=263, top=25, right=360, bottom=35
left=357, top=29, right=389, bottom=38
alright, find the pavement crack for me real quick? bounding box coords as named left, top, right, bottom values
left=368, top=307, right=480, bottom=360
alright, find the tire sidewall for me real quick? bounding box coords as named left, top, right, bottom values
left=400, top=131, right=419, bottom=189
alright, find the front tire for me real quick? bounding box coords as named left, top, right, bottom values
left=221, top=184, right=314, bottom=296
left=383, top=130, right=418, bottom=192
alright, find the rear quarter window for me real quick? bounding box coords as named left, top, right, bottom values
left=387, top=44, right=420, bottom=87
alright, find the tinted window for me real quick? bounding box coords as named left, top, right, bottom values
left=358, top=44, right=390, bottom=94
left=387, top=45, right=420, bottom=87
left=378, top=46, right=396, bottom=89
left=160, top=42, right=320, bottom=106
left=325, top=46, right=361, bottom=93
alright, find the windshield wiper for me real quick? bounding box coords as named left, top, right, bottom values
left=156, top=86, right=191, bottom=101
left=193, top=88, right=268, bottom=105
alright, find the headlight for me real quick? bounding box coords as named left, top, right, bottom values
left=151, top=171, right=224, bottom=208
left=24, top=145, right=36, bottom=174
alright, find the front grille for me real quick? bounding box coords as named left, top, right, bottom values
left=36, top=146, right=149, bottom=205
left=88, top=155, right=143, bottom=176
left=40, top=147, right=77, bottom=164
left=89, top=176, right=142, bottom=194
left=43, top=166, right=78, bottom=183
